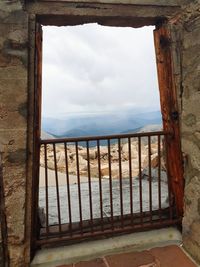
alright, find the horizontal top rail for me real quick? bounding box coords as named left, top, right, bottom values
left=40, top=130, right=171, bottom=144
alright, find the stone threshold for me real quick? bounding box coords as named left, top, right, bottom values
left=31, top=227, right=184, bottom=267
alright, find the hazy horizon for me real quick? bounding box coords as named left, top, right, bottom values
left=42, top=107, right=161, bottom=120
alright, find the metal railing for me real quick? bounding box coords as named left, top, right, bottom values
left=35, top=131, right=180, bottom=247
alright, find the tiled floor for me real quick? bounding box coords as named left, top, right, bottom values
left=57, top=245, right=197, bottom=267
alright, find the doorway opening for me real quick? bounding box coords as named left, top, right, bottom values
left=33, top=22, right=184, bottom=249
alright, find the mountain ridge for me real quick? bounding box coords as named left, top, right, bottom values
left=42, top=110, right=162, bottom=138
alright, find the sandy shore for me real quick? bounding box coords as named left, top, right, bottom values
left=39, top=167, right=99, bottom=187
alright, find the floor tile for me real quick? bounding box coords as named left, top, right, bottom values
left=105, top=250, right=156, bottom=267
left=56, top=265, right=73, bottom=267
left=150, top=245, right=197, bottom=267
left=56, top=245, right=197, bottom=267
left=75, top=258, right=107, bottom=267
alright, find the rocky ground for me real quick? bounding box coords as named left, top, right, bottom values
left=40, top=138, right=167, bottom=182
left=39, top=139, right=169, bottom=225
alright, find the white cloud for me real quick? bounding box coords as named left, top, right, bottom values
left=42, top=24, right=160, bottom=117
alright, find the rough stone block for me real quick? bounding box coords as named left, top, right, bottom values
left=0, top=65, right=27, bottom=80
left=0, top=24, right=28, bottom=47
left=183, top=175, right=200, bottom=232
left=3, top=10, right=28, bottom=25
left=182, top=138, right=200, bottom=172
left=0, top=2, right=23, bottom=14
left=183, top=220, right=200, bottom=264
left=0, top=78, right=27, bottom=108
left=184, top=28, right=200, bottom=49
left=182, top=45, right=200, bottom=74
left=5, top=189, right=25, bottom=244
left=8, top=244, right=26, bottom=267
left=3, top=165, right=26, bottom=185
left=182, top=92, right=200, bottom=132
left=0, top=108, right=27, bottom=130
left=0, top=129, right=27, bottom=168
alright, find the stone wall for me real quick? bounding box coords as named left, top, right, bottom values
left=179, top=1, right=200, bottom=263
left=157, top=1, right=200, bottom=262
left=0, top=1, right=29, bottom=266
left=0, top=0, right=200, bottom=266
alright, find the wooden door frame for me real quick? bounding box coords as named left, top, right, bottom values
left=31, top=22, right=43, bottom=254
left=30, top=14, right=184, bottom=255
left=154, top=25, right=184, bottom=217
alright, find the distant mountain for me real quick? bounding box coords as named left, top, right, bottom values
left=41, top=130, right=55, bottom=140
left=42, top=110, right=162, bottom=138
left=137, top=124, right=162, bottom=132
left=122, top=124, right=162, bottom=134
left=58, top=120, right=142, bottom=138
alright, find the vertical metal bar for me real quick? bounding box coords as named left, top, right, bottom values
left=44, top=144, right=49, bottom=236
left=148, top=136, right=152, bottom=223
left=75, top=142, right=83, bottom=232
left=108, top=139, right=114, bottom=230
left=87, top=141, right=94, bottom=233
left=128, top=137, right=133, bottom=225
left=164, top=135, right=173, bottom=220
left=53, top=143, right=62, bottom=233
left=64, top=142, right=72, bottom=235
left=138, top=137, right=143, bottom=224
left=158, top=135, right=162, bottom=221
left=97, top=140, right=104, bottom=231
left=118, top=138, right=124, bottom=228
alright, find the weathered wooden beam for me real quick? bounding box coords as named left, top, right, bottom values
left=29, top=0, right=180, bottom=7
left=154, top=26, right=184, bottom=218
left=31, top=22, right=43, bottom=252
left=26, top=2, right=181, bottom=27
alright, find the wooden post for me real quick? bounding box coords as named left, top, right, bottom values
left=31, top=22, right=43, bottom=252
left=154, top=25, right=184, bottom=217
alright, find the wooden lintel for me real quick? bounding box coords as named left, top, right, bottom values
left=26, top=2, right=180, bottom=27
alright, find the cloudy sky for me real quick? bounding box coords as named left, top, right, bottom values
left=42, top=24, right=160, bottom=118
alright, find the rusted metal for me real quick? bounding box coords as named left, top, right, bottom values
left=40, top=130, right=169, bottom=144
left=64, top=142, right=72, bottom=234
left=138, top=136, right=143, bottom=224
left=157, top=135, right=162, bottom=221
left=44, top=144, right=49, bottom=236
left=36, top=217, right=181, bottom=247
left=108, top=139, right=114, bottom=230
left=164, top=135, right=173, bottom=220
left=118, top=138, right=124, bottom=228
left=148, top=136, right=152, bottom=223
left=53, top=143, right=62, bottom=233
left=128, top=137, right=133, bottom=225
left=36, top=131, right=180, bottom=248
left=75, top=142, right=83, bottom=234
left=86, top=141, right=94, bottom=233
left=97, top=140, right=104, bottom=231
